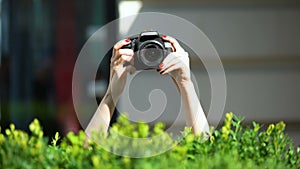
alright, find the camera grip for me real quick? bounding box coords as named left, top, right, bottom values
left=121, top=43, right=132, bottom=49
left=121, top=39, right=135, bottom=50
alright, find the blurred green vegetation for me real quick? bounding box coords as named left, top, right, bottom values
left=0, top=112, right=299, bottom=169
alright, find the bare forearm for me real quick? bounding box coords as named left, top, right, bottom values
left=85, top=92, right=116, bottom=137
left=179, top=81, right=210, bottom=135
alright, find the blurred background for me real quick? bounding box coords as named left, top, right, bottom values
left=0, top=0, right=300, bottom=145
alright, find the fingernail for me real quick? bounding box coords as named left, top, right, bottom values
left=125, top=39, right=131, bottom=43
left=159, top=63, right=164, bottom=68
left=161, top=35, right=167, bottom=39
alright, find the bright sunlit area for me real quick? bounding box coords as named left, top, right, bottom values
left=118, top=0, right=143, bottom=36
left=1, top=0, right=299, bottom=168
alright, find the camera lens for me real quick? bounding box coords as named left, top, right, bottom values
left=139, top=42, right=164, bottom=67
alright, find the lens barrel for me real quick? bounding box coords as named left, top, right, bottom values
left=138, top=40, right=164, bottom=67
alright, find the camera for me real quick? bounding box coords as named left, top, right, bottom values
left=122, top=31, right=173, bottom=70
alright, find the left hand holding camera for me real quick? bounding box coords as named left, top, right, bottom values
left=158, top=36, right=191, bottom=87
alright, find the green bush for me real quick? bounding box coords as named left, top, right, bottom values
left=0, top=112, right=299, bottom=169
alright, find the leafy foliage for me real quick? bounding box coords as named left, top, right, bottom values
left=0, top=113, right=299, bottom=169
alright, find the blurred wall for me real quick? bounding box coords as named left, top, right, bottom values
left=118, top=0, right=300, bottom=145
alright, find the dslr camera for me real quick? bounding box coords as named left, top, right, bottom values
left=122, top=31, right=173, bottom=70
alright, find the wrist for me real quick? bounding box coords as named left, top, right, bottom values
left=178, top=80, right=193, bottom=89
left=103, top=91, right=117, bottom=105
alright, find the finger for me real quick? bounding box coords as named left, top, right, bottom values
left=112, top=50, right=133, bottom=64
left=159, top=52, right=181, bottom=70
left=162, top=36, right=184, bottom=52
left=159, top=57, right=181, bottom=73
left=161, top=64, right=182, bottom=75
left=112, top=38, right=131, bottom=58
left=119, top=49, right=134, bottom=56
left=111, top=47, right=134, bottom=64
left=113, top=38, right=131, bottom=51
left=120, top=54, right=134, bottom=63
left=110, top=49, right=134, bottom=63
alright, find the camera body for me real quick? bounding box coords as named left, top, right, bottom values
left=122, top=31, right=173, bottom=70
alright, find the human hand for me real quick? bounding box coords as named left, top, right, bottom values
left=158, top=36, right=191, bottom=87
left=108, top=39, right=136, bottom=101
